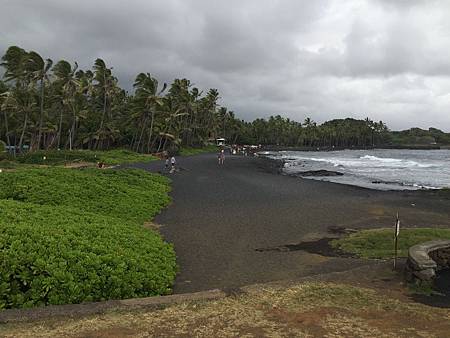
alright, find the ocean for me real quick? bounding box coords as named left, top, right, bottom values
left=264, top=149, right=450, bottom=190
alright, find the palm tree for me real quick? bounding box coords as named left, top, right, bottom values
left=53, top=60, right=80, bottom=149
left=0, top=83, right=12, bottom=151
left=25, top=51, right=53, bottom=150
left=93, top=59, right=116, bottom=149
left=132, top=73, right=166, bottom=152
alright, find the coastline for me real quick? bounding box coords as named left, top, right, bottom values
left=261, top=145, right=443, bottom=152
left=137, top=153, right=450, bottom=294
left=257, top=149, right=449, bottom=192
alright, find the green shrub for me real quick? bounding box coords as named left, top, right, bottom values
left=0, top=200, right=177, bottom=309
left=15, top=149, right=156, bottom=165
left=0, top=167, right=177, bottom=309
left=0, top=168, right=170, bottom=223
left=332, top=228, right=450, bottom=259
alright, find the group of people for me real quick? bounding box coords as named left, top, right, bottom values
left=164, top=155, right=177, bottom=173
left=162, top=148, right=226, bottom=173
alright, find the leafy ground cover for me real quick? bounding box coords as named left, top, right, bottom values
left=3, top=280, right=449, bottom=337
left=179, top=145, right=218, bottom=156
left=332, top=227, right=450, bottom=259
left=0, top=168, right=170, bottom=223
left=14, top=149, right=156, bottom=166
left=0, top=167, right=176, bottom=309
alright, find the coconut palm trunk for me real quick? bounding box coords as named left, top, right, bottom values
left=35, top=78, right=45, bottom=150
left=56, top=109, right=63, bottom=149
left=18, top=113, right=28, bottom=152
left=3, top=110, right=11, bottom=150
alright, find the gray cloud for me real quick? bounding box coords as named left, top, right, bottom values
left=1, top=0, right=450, bottom=130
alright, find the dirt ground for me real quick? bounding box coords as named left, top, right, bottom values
left=2, top=263, right=450, bottom=338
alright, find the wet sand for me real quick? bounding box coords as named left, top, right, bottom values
left=132, top=153, right=450, bottom=293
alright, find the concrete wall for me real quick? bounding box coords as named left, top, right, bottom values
left=405, top=240, right=450, bottom=284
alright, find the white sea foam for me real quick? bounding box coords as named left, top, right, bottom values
left=273, top=149, right=450, bottom=190
left=359, top=155, right=433, bottom=168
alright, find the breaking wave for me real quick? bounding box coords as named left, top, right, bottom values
left=270, top=149, right=450, bottom=190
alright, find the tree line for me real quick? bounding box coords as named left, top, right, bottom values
left=3, top=45, right=439, bottom=155
left=235, top=116, right=389, bottom=148
left=0, top=46, right=234, bottom=154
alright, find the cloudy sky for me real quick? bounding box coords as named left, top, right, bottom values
left=1, top=0, right=450, bottom=130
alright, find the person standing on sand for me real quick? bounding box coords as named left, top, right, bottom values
left=165, top=156, right=170, bottom=171
left=218, top=149, right=225, bottom=165
left=170, top=156, right=176, bottom=173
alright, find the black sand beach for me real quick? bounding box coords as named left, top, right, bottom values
left=133, top=153, right=450, bottom=293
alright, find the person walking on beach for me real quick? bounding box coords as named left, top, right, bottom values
left=218, top=149, right=225, bottom=165
left=165, top=156, right=170, bottom=171
left=170, top=156, right=176, bottom=173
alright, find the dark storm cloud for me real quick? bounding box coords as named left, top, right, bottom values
left=1, top=0, right=450, bottom=130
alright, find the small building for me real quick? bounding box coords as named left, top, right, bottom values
left=216, top=138, right=226, bottom=146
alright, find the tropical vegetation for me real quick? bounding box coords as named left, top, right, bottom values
left=3, top=45, right=448, bottom=155
left=0, top=46, right=234, bottom=154
left=0, top=168, right=176, bottom=309
left=0, top=50, right=387, bottom=150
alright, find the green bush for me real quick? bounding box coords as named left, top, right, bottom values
left=0, top=200, right=176, bottom=309
left=332, top=228, right=450, bottom=259
left=0, top=168, right=176, bottom=309
left=0, top=168, right=170, bottom=223
left=15, top=149, right=156, bottom=165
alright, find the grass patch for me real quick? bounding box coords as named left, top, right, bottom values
left=179, top=145, right=218, bottom=156
left=0, top=168, right=176, bottom=309
left=331, top=228, right=450, bottom=259
left=14, top=149, right=156, bottom=166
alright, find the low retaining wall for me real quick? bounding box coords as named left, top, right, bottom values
left=0, top=289, right=226, bottom=324
left=405, top=240, right=450, bottom=283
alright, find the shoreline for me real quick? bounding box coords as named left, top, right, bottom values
left=257, top=151, right=449, bottom=193
left=261, top=145, right=443, bottom=152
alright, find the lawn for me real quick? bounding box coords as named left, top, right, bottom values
left=332, top=227, right=450, bottom=259
left=0, top=167, right=176, bottom=309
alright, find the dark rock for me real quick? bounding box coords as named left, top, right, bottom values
left=296, top=170, right=344, bottom=177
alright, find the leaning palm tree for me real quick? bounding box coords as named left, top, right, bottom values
left=24, top=51, right=53, bottom=150
left=53, top=60, right=80, bottom=149
left=132, top=73, right=166, bottom=152
left=92, top=59, right=119, bottom=149
left=0, top=90, right=12, bottom=150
